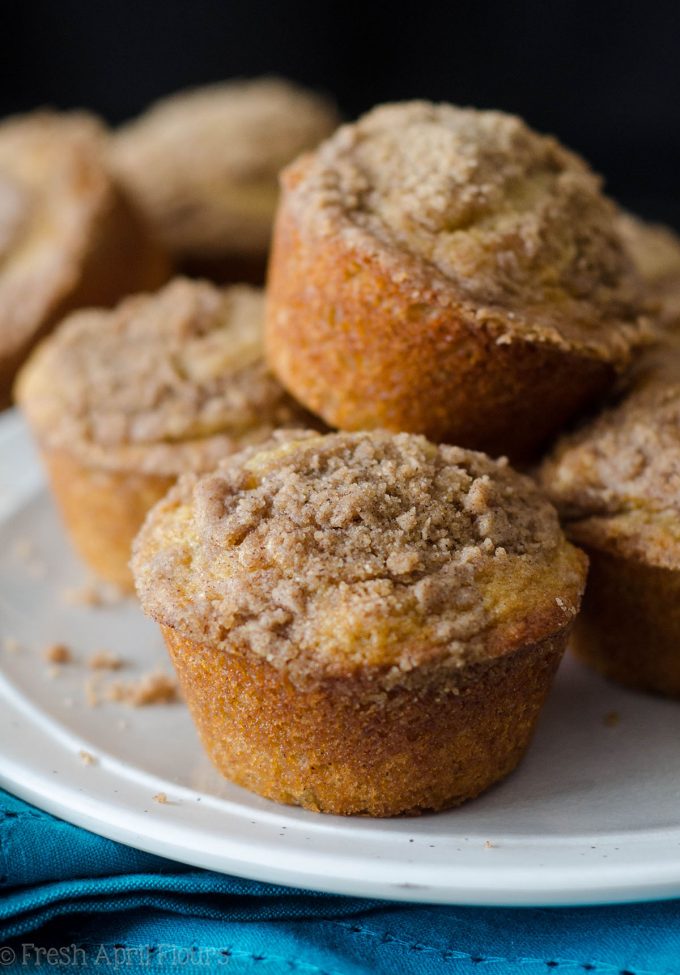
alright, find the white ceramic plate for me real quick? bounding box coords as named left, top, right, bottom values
left=1, top=409, right=680, bottom=907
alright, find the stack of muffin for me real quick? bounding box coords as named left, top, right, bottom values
left=8, top=82, right=680, bottom=816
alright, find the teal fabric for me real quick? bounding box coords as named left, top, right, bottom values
left=2, top=788, right=680, bottom=974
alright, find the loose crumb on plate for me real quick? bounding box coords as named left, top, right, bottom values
left=484, top=840, right=496, bottom=850
left=88, top=650, right=124, bottom=671
left=153, top=792, right=169, bottom=804
left=78, top=749, right=97, bottom=766
left=107, top=670, right=179, bottom=707
left=62, top=580, right=125, bottom=608
left=43, top=642, right=73, bottom=665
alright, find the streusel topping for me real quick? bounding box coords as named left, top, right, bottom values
left=133, top=431, right=584, bottom=683
left=286, top=101, right=647, bottom=360
left=17, top=278, right=314, bottom=475
left=540, top=357, right=680, bottom=568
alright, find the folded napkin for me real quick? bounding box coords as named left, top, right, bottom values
left=2, top=788, right=680, bottom=974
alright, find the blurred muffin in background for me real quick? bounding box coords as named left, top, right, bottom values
left=16, top=277, right=319, bottom=590
left=0, top=111, right=169, bottom=407
left=110, top=77, right=340, bottom=283
left=616, top=212, right=680, bottom=329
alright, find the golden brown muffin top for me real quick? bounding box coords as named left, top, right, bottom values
left=133, top=430, right=586, bottom=686
left=539, top=349, right=680, bottom=569
left=285, top=101, right=648, bottom=363
left=0, top=111, right=114, bottom=359
left=16, top=278, right=314, bottom=476
left=616, top=212, right=680, bottom=328
left=111, top=77, right=339, bottom=257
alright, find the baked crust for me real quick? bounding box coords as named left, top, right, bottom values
left=0, top=111, right=169, bottom=406
left=111, top=77, right=339, bottom=267
left=162, top=622, right=569, bottom=816
left=266, top=103, right=649, bottom=460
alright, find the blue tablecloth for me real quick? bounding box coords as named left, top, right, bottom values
left=1, top=787, right=680, bottom=973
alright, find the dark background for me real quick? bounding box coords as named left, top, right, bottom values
left=3, top=0, right=679, bottom=227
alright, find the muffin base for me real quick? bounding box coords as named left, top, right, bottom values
left=265, top=192, right=617, bottom=461
left=572, top=546, right=680, bottom=697
left=42, top=446, right=174, bottom=591
left=161, top=623, right=569, bottom=816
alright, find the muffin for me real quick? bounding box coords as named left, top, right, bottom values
left=132, top=429, right=587, bottom=816
left=16, top=278, right=316, bottom=590
left=0, top=111, right=169, bottom=407
left=616, top=212, right=680, bottom=329
left=111, top=77, right=339, bottom=283
left=266, top=101, right=650, bottom=461
left=539, top=345, right=680, bottom=696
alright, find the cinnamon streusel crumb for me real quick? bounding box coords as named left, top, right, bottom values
left=106, top=671, right=179, bottom=707
left=43, top=642, right=72, bottom=665
left=88, top=650, right=123, bottom=671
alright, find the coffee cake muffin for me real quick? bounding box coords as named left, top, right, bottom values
left=16, top=278, right=316, bottom=590
left=132, top=430, right=587, bottom=815
left=0, top=110, right=169, bottom=407
left=111, top=77, right=339, bottom=282
left=540, top=349, right=680, bottom=696
left=616, top=212, right=680, bottom=329
left=266, top=101, right=649, bottom=460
